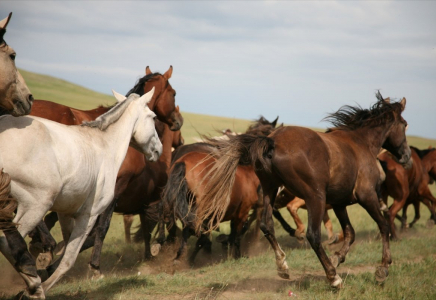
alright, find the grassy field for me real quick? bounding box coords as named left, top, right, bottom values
left=1, top=70, right=436, bottom=299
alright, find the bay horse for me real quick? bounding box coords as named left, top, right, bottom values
left=195, top=95, right=410, bottom=287
left=381, top=146, right=436, bottom=231
left=156, top=117, right=279, bottom=264
left=0, top=90, right=162, bottom=299
left=0, top=11, right=40, bottom=297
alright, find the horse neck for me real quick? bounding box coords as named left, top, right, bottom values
left=98, top=103, right=140, bottom=170
left=158, top=126, right=173, bottom=168
left=353, top=122, right=394, bottom=158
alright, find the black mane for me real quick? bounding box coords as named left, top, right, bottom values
left=125, top=73, right=161, bottom=97
left=324, top=93, right=404, bottom=132
left=410, top=146, right=436, bottom=159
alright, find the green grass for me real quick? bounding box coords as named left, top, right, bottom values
left=1, top=70, right=436, bottom=299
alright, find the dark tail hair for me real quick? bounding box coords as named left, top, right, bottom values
left=195, top=134, right=274, bottom=233
left=161, top=162, right=195, bottom=229
left=0, top=170, right=17, bottom=231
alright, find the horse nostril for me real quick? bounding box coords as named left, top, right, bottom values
left=28, top=94, right=34, bottom=103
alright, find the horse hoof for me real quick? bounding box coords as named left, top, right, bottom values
left=36, top=269, right=49, bottom=282
left=426, top=219, right=435, bottom=229
left=151, top=243, right=161, bottom=257
left=329, top=255, right=340, bottom=268
left=88, top=264, right=104, bottom=280
left=277, top=269, right=290, bottom=279
left=375, top=266, right=389, bottom=283
left=216, top=234, right=229, bottom=244
left=36, top=252, right=53, bottom=270
left=14, top=287, right=45, bottom=300
left=330, top=274, right=343, bottom=288
left=173, top=259, right=181, bottom=266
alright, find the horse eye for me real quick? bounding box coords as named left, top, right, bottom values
left=10, top=53, right=16, bottom=61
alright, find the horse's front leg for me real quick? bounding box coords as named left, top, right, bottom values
left=358, top=191, right=392, bottom=283
left=259, top=185, right=289, bottom=279
left=41, top=214, right=98, bottom=292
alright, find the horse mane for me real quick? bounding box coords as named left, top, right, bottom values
left=324, top=93, right=404, bottom=132
left=245, top=123, right=279, bottom=136
left=410, top=146, right=436, bottom=159
left=82, top=94, right=137, bottom=130
left=126, top=73, right=161, bottom=97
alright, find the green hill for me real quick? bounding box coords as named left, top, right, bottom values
left=20, top=69, right=436, bottom=146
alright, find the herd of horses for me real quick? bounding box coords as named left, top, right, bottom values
left=1, top=12, right=436, bottom=299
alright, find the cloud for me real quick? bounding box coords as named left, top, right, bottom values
left=2, top=1, right=436, bottom=138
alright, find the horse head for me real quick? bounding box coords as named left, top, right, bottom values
left=112, top=88, right=162, bottom=162
left=144, top=66, right=184, bottom=131
left=381, top=96, right=411, bottom=166
left=0, top=13, right=33, bottom=116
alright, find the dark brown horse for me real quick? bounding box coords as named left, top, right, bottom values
left=194, top=94, right=410, bottom=287
left=380, top=146, right=436, bottom=232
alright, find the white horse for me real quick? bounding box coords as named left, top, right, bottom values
left=0, top=12, right=33, bottom=116
left=0, top=88, right=162, bottom=299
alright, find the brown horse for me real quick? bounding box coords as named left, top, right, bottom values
left=381, top=146, right=436, bottom=231
left=195, top=94, right=410, bottom=287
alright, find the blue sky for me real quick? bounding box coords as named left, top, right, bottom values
left=2, top=1, right=436, bottom=138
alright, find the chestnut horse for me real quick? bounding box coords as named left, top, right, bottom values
left=380, top=146, right=436, bottom=232
left=156, top=117, right=279, bottom=264
left=0, top=12, right=39, bottom=296
left=195, top=95, right=410, bottom=287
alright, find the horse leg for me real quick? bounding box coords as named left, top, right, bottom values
left=304, top=196, right=341, bottom=287
left=387, top=194, right=407, bottom=240
left=420, top=191, right=436, bottom=226
left=329, top=206, right=355, bottom=268
left=232, top=217, right=251, bottom=259
left=86, top=199, right=117, bottom=279
left=123, top=214, right=134, bottom=243
left=258, top=185, right=289, bottom=279
left=42, top=214, right=98, bottom=292
left=32, top=221, right=57, bottom=271
left=358, top=193, right=392, bottom=283
left=323, top=210, right=343, bottom=244
left=409, top=200, right=421, bottom=228
left=287, top=197, right=306, bottom=241
left=43, top=211, right=59, bottom=231
left=272, top=209, right=297, bottom=238
left=139, top=213, right=157, bottom=261
left=174, top=226, right=192, bottom=264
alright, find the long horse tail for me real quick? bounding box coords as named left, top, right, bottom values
left=0, top=169, right=17, bottom=231
left=161, top=162, right=192, bottom=228
left=196, top=134, right=274, bottom=233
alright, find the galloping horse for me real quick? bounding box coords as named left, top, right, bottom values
left=0, top=11, right=39, bottom=296
left=380, top=146, right=436, bottom=232
left=195, top=95, right=410, bottom=287
left=29, top=66, right=183, bottom=276
left=0, top=89, right=162, bottom=299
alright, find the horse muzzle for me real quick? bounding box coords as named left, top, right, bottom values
left=11, top=94, right=33, bottom=116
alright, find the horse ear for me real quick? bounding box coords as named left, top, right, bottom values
left=271, top=116, right=279, bottom=127
left=400, top=97, right=406, bottom=111
left=384, top=97, right=390, bottom=103
left=140, top=86, right=155, bottom=105
left=145, top=66, right=152, bottom=75
left=0, top=12, right=12, bottom=30
left=112, top=90, right=127, bottom=103
left=163, top=65, right=173, bottom=80
left=175, top=105, right=180, bottom=112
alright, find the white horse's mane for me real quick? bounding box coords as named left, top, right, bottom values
left=82, top=93, right=138, bottom=131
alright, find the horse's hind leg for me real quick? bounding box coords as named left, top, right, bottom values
left=124, top=214, right=134, bottom=243
left=287, top=197, right=306, bottom=240
left=174, top=226, right=192, bottom=264
left=329, top=206, right=355, bottom=268
left=188, top=233, right=211, bottom=265
left=272, top=208, right=297, bottom=238
left=139, top=213, right=157, bottom=261
left=258, top=185, right=289, bottom=279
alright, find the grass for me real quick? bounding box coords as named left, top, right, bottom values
left=1, top=70, right=436, bottom=299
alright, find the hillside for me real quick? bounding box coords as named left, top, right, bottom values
left=20, top=69, right=435, bottom=146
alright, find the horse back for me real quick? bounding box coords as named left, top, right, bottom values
left=31, top=100, right=77, bottom=125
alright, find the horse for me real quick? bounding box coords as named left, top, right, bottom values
left=0, top=89, right=162, bottom=299
left=155, top=117, right=279, bottom=264
left=380, top=146, right=436, bottom=232
left=28, top=66, right=184, bottom=274
left=0, top=11, right=40, bottom=296
left=194, top=93, right=410, bottom=287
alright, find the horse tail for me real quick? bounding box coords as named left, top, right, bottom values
left=0, top=169, right=17, bottom=231
left=161, top=162, right=191, bottom=229
left=196, top=134, right=274, bottom=233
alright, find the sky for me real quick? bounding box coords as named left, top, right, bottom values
left=2, top=1, right=436, bottom=138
